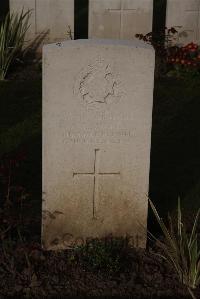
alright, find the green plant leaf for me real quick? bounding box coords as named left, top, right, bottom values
left=0, top=9, right=31, bottom=80
left=149, top=197, right=200, bottom=298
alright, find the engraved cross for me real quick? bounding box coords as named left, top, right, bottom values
left=73, top=149, right=120, bottom=219
left=107, top=1, right=137, bottom=38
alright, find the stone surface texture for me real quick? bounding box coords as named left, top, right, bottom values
left=166, top=0, right=200, bottom=44
left=89, top=0, right=153, bottom=39
left=42, top=39, right=155, bottom=250
left=9, top=0, right=74, bottom=49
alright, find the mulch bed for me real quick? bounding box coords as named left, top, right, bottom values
left=0, top=241, right=199, bottom=298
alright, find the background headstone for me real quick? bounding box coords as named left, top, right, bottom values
left=9, top=0, right=74, bottom=49
left=166, top=0, right=200, bottom=44
left=42, top=39, right=155, bottom=250
left=89, top=0, right=153, bottom=39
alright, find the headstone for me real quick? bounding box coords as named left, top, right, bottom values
left=42, top=39, right=155, bottom=250
left=89, top=0, right=153, bottom=39
left=166, top=0, right=200, bottom=44
left=9, top=0, right=74, bottom=49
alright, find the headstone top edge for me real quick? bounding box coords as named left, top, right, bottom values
left=43, top=38, right=154, bottom=52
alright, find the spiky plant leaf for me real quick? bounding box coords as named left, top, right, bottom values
left=0, top=9, right=30, bottom=80
left=149, top=198, right=200, bottom=299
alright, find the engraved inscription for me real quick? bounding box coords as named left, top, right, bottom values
left=74, top=59, right=121, bottom=105
left=63, top=129, right=134, bottom=144
left=64, top=111, right=135, bottom=122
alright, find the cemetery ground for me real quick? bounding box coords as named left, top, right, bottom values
left=0, top=60, right=200, bottom=299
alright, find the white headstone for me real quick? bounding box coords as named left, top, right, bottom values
left=166, top=0, right=200, bottom=44
left=9, top=0, right=74, bottom=49
left=89, top=0, right=153, bottom=39
left=42, top=39, right=155, bottom=250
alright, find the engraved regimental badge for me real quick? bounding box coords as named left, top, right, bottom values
left=74, top=59, right=121, bottom=107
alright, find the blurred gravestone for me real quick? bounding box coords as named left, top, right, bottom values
left=166, top=0, right=200, bottom=44
left=89, top=0, right=153, bottom=39
left=9, top=0, right=74, bottom=49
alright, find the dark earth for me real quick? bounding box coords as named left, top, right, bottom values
left=0, top=238, right=199, bottom=299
